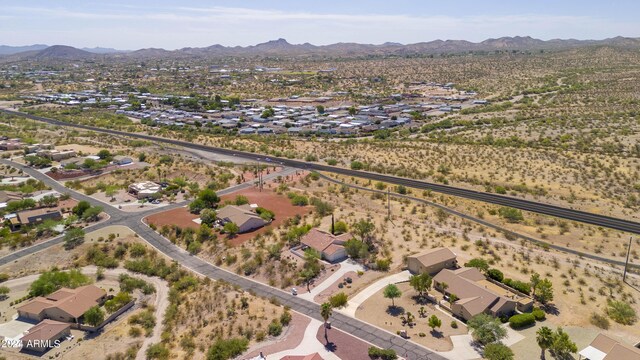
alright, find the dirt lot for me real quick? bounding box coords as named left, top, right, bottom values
left=0, top=225, right=135, bottom=278
left=355, top=282, right=468, bottom=351
left=219, top=187, right=312, bottom=246
left=145, top=206, right=199, bottom=230
left=145, top=186, right=311, bottom=246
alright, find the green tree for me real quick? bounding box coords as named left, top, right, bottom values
left=465, top=258, right=490, bottom=273
left=409, top=273, right=432, bottom=298
left=352, top=219, right=375, bottom=245
left=72, top=200, right=91, bottom=216
left=344, top=238, right=369, bottom=259
left=198, top=189, right=220, bottom=208
left=97, top=149, right=112, bottom=160
left=467, top=313, right=507, bottom=345
left=189, top=198, right=206, bottom=214
left=105, top=185, right=119, bottom=201
left=534, top=279, right=554, bottom=305
left=550, top=327, right=577, bottom=359
left=320, top=302, right=332, bottom=341
left=83, top=305, right=105, bottom=326
left=487, top=268, right=504, bottom=282
left=383, top=284, right=402, bottom=307
left=333, top=221, right=348, bottom=234
left=29, top=269, right=91, bottom=297
left=223, top=222, right=240, bottom=237
left=428, top=314, right=442, bottom=333
left=530, top=272, right=541, bottom=297
left=39, top=194, right=59, bottom=207
left=483, top=343, right=514, bottom=360
left=301, top=248, right=321, bottom=291
left=81, top=206, right=103, bottom=222
left=316, top=105, right=325, bottom=114
left=199, top=208, right=217, bottom=225
left=536, top=326, right=554, bottom=360
left=64, top=228, right=85, bottom=250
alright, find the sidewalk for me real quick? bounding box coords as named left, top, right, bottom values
left=298, top=259, right=365, bottom=302
left=338, top=270, right=411, bottom=317
left=266, top=319, right=341, bottom=360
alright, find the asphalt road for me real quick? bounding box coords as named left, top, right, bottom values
left=0, top=160, right=444, bottom=359
left=3, top=108, right=639, bottom=235
left=317, top=173, right=640, bottom=271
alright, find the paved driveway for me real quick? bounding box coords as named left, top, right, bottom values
left=0, top=317, right=35, bottom=340
left=339, top=270, right=411, bottom=317
left=298, top=259, right=365, bottom=302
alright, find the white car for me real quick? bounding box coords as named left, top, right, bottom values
left=291, top=287, right=297, bottom=296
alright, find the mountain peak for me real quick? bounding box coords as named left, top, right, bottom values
left=34, top=45, right=94, bottom=59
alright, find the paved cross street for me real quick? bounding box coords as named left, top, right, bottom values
left=0, top=159, right=446, bottom=360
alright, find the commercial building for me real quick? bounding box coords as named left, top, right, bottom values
left=128, top=181, right=161, bottom=199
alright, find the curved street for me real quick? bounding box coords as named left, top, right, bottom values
left=0, top=159, right=446, bottom=359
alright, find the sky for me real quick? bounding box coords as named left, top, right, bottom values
left=1, top=1, right=639, bottom=50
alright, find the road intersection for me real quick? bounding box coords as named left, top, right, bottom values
left=0, top=159, right=446, bottom=359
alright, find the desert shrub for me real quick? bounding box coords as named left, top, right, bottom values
left=590, top=312, right=610, bottom=329
left=290, top=194, right=309, bottom=206
left=280, top=310, right=292, bottom=326
left=498, top=207, right=524, bottom=222
left=206, top=337, right=249, bottom=360
left=146, top=343, right=169, bottom=360
left=29, top=269, right=91, bottom=297
left=368, top=347, right=398, bottom=360
left=509, top=313, right=535, bottom=329
left=376, top=258, right=391, bottom=271
left=119, top=274, right=155, bottom=294
left=329, top=292, right=348, bottom=308
left=532, top=308, right=546, bottom=321
left=606, top=300, right=637, bottom=325
left=267, top=320, right=282, bottom=336
left=502, top=278, right=531, bottom=295
left=487, top=268, right=504, bottom=282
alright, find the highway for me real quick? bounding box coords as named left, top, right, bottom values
left=0, top=159, right=444, bottom=359
left=3, top=108, right=640, bottom=235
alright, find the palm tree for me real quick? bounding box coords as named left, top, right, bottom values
left=320, top=302, right=332, bottom=342
left=536, top=326, right=554, bottom=359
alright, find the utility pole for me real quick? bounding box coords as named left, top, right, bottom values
left=623, top=236, right=633, bottom=284
left=387, top=188, right=391, bottom=219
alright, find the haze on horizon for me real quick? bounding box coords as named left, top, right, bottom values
left=1, top=0, right=639, bottom=50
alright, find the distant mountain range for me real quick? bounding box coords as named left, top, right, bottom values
left=1, top=36, right=639, bottom=60
left=0, top=44, right=125, bottom=56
